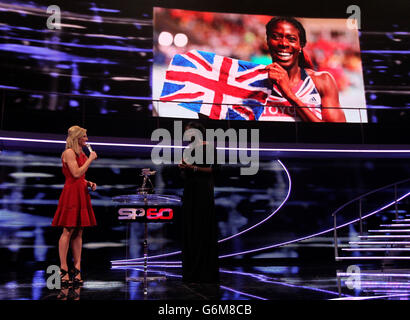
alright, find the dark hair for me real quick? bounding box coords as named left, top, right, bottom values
left=266, top=16, right=313, bottom=69
left=266, top=16, right=307, bottom=47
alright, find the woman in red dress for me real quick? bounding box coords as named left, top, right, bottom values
left=52, top=125, right=98, bottom=286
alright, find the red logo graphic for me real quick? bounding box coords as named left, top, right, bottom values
left=118, top=208, right=173, bottom=221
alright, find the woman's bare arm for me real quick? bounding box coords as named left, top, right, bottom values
left=309, top=70, right=346, bottom=122
left=63, top=149, right=97, bottom=178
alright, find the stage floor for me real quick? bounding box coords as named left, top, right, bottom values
left=1, top=240, right=409, bottom=301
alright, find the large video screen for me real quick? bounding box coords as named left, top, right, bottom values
left=153, top=7, right=367, bottom=123
left=0, top=1, right=407, bottom=142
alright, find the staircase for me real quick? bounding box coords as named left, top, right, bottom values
left=333, top=178, right=410, bottom=262
left=337, top=213, right=410, bottom=261
left=335, top=213, right=410, bottom=298
left=332, top=180, right=410, bottom=298
left=335, top=211, right=410, bottom=298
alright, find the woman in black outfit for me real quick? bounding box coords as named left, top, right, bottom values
left=178, top=121, right=219, bottom=284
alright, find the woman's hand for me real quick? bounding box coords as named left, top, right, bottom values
left=178, top=160, right=196, bottom=171
left=89, top=151, right=98, bottom=161
left=265, top=62, right=293, bottom=98
left=87, top=181, right=97, bottom=191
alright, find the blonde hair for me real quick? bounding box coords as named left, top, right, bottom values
left=66, top=125, right=86, bottom=155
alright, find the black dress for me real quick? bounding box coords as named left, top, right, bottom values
left=181, top=143, right=219, bottom=284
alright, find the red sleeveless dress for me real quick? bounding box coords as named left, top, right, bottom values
left=52, top=152, right=97, bottom=227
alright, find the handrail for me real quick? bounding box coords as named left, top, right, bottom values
left=332, top=177, right=410, bottom=217
left=333, top=177, right=410, bottom=260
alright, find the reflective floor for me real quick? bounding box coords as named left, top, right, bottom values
left=1, top=237, right=409, bottom=301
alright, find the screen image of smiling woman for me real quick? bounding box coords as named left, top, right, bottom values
left=265, top=17, right=346, bottom=122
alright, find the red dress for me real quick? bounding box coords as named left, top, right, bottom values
left=52, top=152, right=97, bottom=227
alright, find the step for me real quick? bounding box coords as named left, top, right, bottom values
left=359, top=235, right=410, bottom=239
left=359, top=281, right=410, bottom=286
left=336, top=256, right=410, bottom=260
left=380, top=224, right=410, bottom=227
left=337, top=271, right=410, bottom=278
left=342, top=248, right=410, bottom=251
left=363, top=290, right=410, bottom=295
left=349, top=241, right=410, bottom=245
left=359, top=282, right=410, bottom=288
left=368, top=229, right=410, bottom=233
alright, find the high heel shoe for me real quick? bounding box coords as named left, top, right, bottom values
left=70, top=267, right=83, bottom=286
left=60, top=269, right=70, bottom=287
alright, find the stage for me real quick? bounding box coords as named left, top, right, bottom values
left=1, top=228, right=410, bottom=301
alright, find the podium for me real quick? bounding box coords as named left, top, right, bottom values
left=112, top=169, right=181, bottom=295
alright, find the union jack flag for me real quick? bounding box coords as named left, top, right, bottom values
left=159, top=50, right=272, bottom=120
